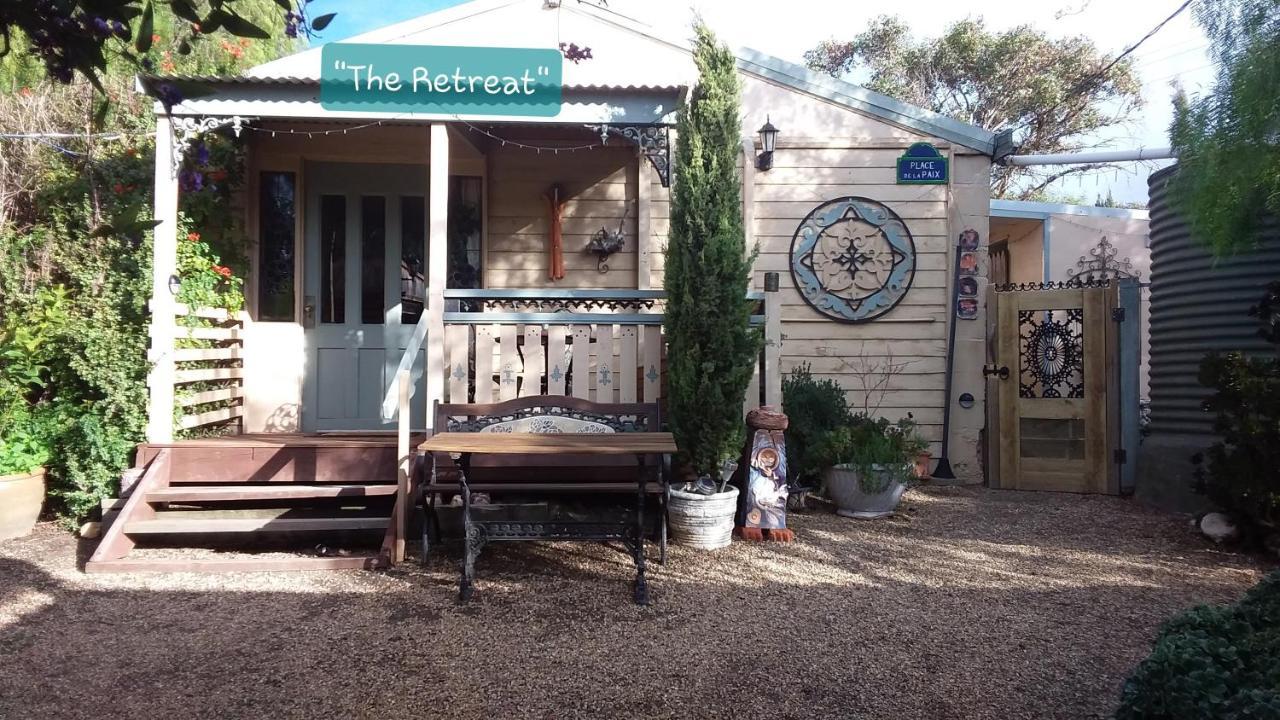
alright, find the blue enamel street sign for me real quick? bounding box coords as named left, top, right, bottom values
left=896, top=142, right=949, bottom=185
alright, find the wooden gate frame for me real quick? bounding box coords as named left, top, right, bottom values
left=985, top=280, right=1141, bottom=494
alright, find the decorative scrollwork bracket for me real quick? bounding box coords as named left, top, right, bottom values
left=589, top=123, right=671, bottom=187
left=171, top=115, right=252, bottom=175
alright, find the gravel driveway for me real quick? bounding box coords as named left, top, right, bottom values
left=0, top=486, right=1272, bottom=720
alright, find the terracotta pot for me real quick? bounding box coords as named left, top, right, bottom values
left=0, top=467, right=45, bottom=541
left=823, top=463, right=910, bottom=519
left=913, top=451, right=933, bottom=480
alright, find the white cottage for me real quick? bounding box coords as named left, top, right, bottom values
left=92, top=0, right=1003, bottom=572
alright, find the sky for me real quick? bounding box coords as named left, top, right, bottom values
left=305, top=0, right=1217, bottom=205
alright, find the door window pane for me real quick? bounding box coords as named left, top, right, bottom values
left=448, top=176, right=483, bottom=289
left=320, top=194, right=346, bottom=324
left=257, top=172, right=295, bottom=321
left=400, top=196, right=425, bottom=324
left=361, top=196, right=386, bottom=324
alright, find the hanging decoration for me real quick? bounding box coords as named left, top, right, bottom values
left=586, top=205, right=628, bottom=273
left=789, top=196, right=917, bottom=323
left=545, top=183, right=567, bottom=281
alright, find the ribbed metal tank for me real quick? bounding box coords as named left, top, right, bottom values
left=1146, top=164, right=1280, bottom=440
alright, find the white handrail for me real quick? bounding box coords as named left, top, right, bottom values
left=380, top=309, right=430, bottom=421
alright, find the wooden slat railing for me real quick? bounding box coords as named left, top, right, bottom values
left=171, top=303, right=245, bottom=434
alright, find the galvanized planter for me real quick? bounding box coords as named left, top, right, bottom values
left=668, top=485, right=739, bottom=549
left=0, top=467, right=45, bottom=541
left=824, top=464, right=910, bottom=519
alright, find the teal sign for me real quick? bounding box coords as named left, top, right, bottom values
left=320, top=44, right=563, bottom=117
left=896, top=142, right=948, bottom=184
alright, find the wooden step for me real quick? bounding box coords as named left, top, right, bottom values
left=123, top=516, right=389, bottom=534
left=85, top=555, right=387, bottom=574
left=146, top=484, right=398, bottom=502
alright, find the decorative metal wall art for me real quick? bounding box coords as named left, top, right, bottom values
left=1066, top=235, right=1140, bottom=283
left=789, top=196, right=917, bottom=323
left=1018, top=308, right=1085, bottom=398
left=586, top=205, right=628, bottom=273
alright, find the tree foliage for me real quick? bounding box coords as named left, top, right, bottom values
left=804, top=16, right=1143, bottom=198
left=0, top=0, right=328, bottom=89
left=1168, top=0, right=1280, bottom=256
left=664, top=23, right=762, bottom=476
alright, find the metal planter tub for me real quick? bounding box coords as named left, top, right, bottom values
left=0, top=467, right=45, bottom=541
left=668, top=485, right=739, bottom=549
left=823, top=464, right=910, bottom=519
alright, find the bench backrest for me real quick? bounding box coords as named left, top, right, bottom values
left=432, top=396, right=661, bottom=481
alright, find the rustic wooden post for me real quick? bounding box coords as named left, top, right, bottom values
left=635, top=156, right=652, bottom=290
left=763, top=272, right=783, bottom=407
left=395, top=372, right=410, bottom=563
left=147, top=115, right=178, bottom=443
left=426, top=123, right=449, bottom=430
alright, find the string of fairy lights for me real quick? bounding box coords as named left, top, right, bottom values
left=3, top=115, right=621, bottom=156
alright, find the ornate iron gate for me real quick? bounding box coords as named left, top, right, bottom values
left=987, top=281, right=1127, bottom=494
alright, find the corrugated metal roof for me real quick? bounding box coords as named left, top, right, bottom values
left=139, top=74, right=682, bottom=93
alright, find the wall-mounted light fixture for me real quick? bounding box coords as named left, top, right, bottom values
left=756, top=116, right=779, bottom=171
left=167, top=274, right=182, bottom=295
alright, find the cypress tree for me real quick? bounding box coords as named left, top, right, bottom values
left=664, top=23, right=763, bottom=477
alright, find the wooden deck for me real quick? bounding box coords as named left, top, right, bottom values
left=86, top=432, right=422, bottom=574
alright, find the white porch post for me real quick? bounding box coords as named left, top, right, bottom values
left=147, top=115, right=178, bottom=443
left=425, top=123, right=450, bottom=430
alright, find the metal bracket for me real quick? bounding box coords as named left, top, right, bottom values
left=171, top=115, right=252, bottom=175
left=1112, top=307, right=1126, bottom=322
left=590, top=124, right=671, bottom=187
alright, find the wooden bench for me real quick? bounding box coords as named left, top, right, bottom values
left=420, top=396, right=672, bottom=604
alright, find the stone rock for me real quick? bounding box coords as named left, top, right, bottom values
left=78, top=521, right=101, bottom=539
left=1199, top=512, right=1240, bottom=544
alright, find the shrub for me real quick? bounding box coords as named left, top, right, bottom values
left=782, top=364, right=854, bottom=483
left=1193, top=281, right=1280, bottom=533
left=1115, top=571, right=1280, bottom=719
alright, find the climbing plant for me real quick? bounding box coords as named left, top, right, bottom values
left=0, top=1, right=291, bottom=523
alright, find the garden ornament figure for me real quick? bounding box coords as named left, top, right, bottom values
left=733, top=406, right=795, bottom=542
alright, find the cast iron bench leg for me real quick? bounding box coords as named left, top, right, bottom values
left=633, top=453, right=649, bottom=605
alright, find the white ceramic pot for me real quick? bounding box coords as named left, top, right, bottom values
left=823, top=463, right=909, bottom=519
left=668, top=485, right=739, bottom=549
left=0, top=467, right=45, bottom=541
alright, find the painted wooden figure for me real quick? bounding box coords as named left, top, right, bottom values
left=734, top=406, right=795, bottom=542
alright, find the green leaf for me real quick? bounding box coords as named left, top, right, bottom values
left=310, top=13, right=336, bottom=31
left=219, top=12, right=272, bottom=39
left=135, top=0, right=154, bottom=54
left=169, top=0, right=201, bottom=24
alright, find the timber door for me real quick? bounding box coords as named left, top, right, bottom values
left=989, top=283, right=1120, bottom=494
left=302, top=162, right=428, bottom=431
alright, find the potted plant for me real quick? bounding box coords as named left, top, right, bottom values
left=0, top=287, right=65, bottom=540
left=783, top=364, right=855, bottom=508
left=0, top=409, right=53, bottom=540
left=813, top=416, right=928, bottom=519
left=663, top=24, right=763, bottom=549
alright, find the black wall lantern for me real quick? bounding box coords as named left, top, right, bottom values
left=756, top=116, right=779, bottom=171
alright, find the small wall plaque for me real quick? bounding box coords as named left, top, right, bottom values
left=896, top=142, right=949, bottom=185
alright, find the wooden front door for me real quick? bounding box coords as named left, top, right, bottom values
left=989, top=283, right=1119, bottom=493
left=302, top=162, right=428, bottom=431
